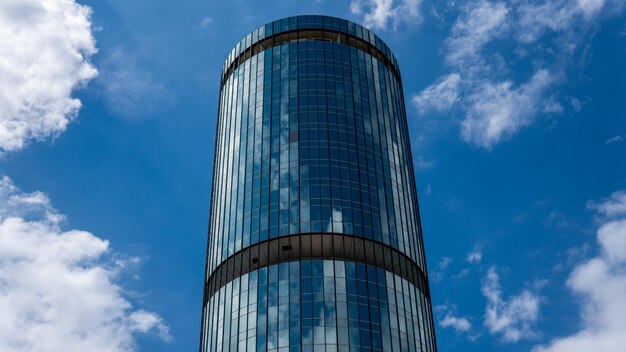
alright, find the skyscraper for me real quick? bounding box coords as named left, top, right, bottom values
left=200, top=15, right=436, bottom=352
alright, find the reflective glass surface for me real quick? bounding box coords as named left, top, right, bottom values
left=202, top=260, right=436, bottom=352
left=207, top=39, right=425, bottom=274
left=202, top=16, right=436, bottom=352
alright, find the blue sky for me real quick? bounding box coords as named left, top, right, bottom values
left=1, top=0, right=625, bottom=351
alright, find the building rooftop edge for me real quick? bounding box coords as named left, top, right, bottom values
left=221, top=15, right=400, bottom=76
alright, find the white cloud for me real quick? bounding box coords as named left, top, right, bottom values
left=445, top=1, right=509, bottom=68
left=412, top=0, right=625, bottom=149
left=605, top=135, right=624, bottom=145
left=436, top=304, right=478, bottom=340
left=200, top=16, right=214, bottom=28
left=0, top=176, right=169, bottom=352
left=545, top=210, right=577, bottom=230
left=467, top=246, right=482, bottom=263
left=517, top=0, right=624, bottom=43
left=517, top=1, right=580, bottom=43
left=482, top=266, right=541, bottom=342
left=596, top=219, right=626, bottom=263
left=588, top=190, right=626, bottom=218
left=414, top=154, right=435, bottom=169
left=128, top=310, right=170, bottom=339
left=577, top=0, right=607, bottom=17
left=446, top=1, right=561, bottom=150
left=533, top=190, right=626, bottom=352
left=462, top=69, right=557, bottom=149
left=413, top=73, right=461, bottom=115
left=453, top=268, right=470, bottom=279
left=98, top=47, right=173, bottom=120
left=441, top=313, right=472, bottom=333
left=350, top=0, right=422, bottom=30
left=431, top=256, right=452, bottom=282
left=0, top=0, right=97, bottom=153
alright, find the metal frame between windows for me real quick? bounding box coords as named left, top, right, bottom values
left=220, top=29, right=403, bottom=88
left=203, top=233, right=430, bottom=304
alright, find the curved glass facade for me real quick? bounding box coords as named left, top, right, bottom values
left=201, top=16, right=436, bottom=352
left=202, top=260, right=435, bottom=352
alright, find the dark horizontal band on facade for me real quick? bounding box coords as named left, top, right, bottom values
left=203, top=233, right=430, bottom=305
left=220, top=28, right=403, bottom=88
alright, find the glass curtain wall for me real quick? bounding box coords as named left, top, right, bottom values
left=201, top=15, right=437, bottom=352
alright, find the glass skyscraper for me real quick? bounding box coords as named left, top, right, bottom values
left=200, top=15, right=437, bottom=352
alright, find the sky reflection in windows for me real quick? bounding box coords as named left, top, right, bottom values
left=202, top=260, right=436, bottom=352
left=207, top=39, right=426, bottom=275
